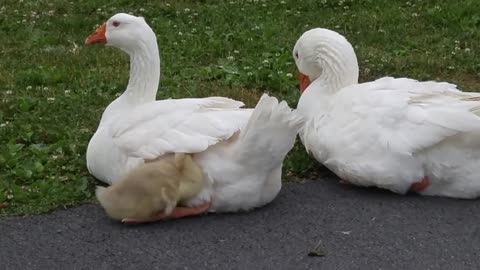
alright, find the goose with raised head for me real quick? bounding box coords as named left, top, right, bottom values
left=84, top=13, right=304, bottom=222
left=293, top=28, right=480, bottom=199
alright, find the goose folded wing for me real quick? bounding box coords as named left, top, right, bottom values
left=110, top=98, right=251, bottom=159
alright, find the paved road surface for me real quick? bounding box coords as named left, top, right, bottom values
left=2, top=175, right=480, bottom=270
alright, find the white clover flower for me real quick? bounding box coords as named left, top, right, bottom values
left=286, top=73, right=293, bottom=78
left=280, top=0, right=286, bottom=4
left=6, top=90, right=12, bottom=94
left=64, top=90, right=71, bottom=95
left=47, top=97, right=55, bottom=102
left=247, top=72, right=253, bottom=76
left=43, top=87, right=49, bottom=91
left=139, top=8, right=145, bottom=12
left=178, top=31, right=183, bottom=35
left=234, top=50, right=239, bottom=54
left=262, top=59, right=269, bottom=64
left=465, top=48, right=471, bottom=53
left=227, top=56, right=234, bottom=60
left=0, top=123, right=6, bottom=128
left=184, top=8, right=190, bottom=12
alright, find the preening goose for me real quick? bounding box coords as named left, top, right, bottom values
left=293, top=28, right=480, bottom=199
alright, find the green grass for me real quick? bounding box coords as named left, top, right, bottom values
left=0, top=0, right=479, bottom=216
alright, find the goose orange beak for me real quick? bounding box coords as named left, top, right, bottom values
left=85, top=23, right=107, bottom=45
left=299, top=72, right=311, bottom=94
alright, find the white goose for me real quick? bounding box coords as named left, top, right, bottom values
left=84, top=13, right=303, bottom=221
left=293, top=28, right=480, bottom=199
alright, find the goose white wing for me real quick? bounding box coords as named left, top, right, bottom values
left=327, top=77, right=480, bottom=155
left=305, top=77, right=480, bottom=191
left=110, top=97, right=252, bottom=159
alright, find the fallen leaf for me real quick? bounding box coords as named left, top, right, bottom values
left=308, top=240, right=327, bottom=257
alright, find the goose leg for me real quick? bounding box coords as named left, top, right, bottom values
left=410, top=176, right=429, bottom=192
left=122, top=203, right=211, bottom=224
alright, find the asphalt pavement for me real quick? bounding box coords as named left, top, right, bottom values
left=2, top=173, right=480, bottom=270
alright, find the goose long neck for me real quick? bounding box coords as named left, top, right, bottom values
left=298, top=45, right=359, bottom=118
left=316, top=45, right=359, bottom=93
left=122, top=39, right=160, bottom=105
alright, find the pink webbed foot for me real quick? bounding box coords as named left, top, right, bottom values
left=410, top=176, right=429, bottom=192
left=122, top=203, right=211, bottom=224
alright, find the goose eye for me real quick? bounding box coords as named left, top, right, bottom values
left=112, top=21, right=120, bottom=27
left=295, top=51, right=299, bottom=59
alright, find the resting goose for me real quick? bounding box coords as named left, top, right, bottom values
left=84, top=13, right=303, bottom=222
left=293, top=28, right=480, bottom=199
